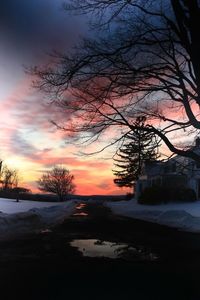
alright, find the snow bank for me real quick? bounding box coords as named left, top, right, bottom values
left=0, top=198, right=77, bottom=240
left=106, top=200, right=200, bottom=232
left=0, top=197, right=75, bottom=214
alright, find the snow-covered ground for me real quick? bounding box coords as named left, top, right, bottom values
left=0, top=198, right=77, bottom=240
left=0, top=198, right=74, bottom=214
left=106, top=199, right=200, bottom=232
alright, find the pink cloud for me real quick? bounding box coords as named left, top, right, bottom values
left=0, top=72, right=131, bottom=196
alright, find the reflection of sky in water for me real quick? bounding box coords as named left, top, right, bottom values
left=70, top=239, right=159, bottom=261
left=73, top=212, right=88, bottom=216
left=76, top=203, right=86, bottom=210
left=70, top=239, right=121, bottom=258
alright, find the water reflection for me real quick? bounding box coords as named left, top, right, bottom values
left=76, top=203, right=86, bottom=210
left=73, top=212, right=88, bottom=217
left=70, top=239, right=159, bottom=261
left=40, top=229, right=52, bottom=234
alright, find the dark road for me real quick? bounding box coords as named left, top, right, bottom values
left=0, top=201, right=200, bottom=300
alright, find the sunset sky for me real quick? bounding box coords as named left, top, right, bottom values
left=0, top=0, right=133, bottom=195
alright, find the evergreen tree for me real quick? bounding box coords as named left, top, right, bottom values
left=113, top=117, right=160, bottom=188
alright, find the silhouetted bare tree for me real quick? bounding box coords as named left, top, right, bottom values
left=1, top=166, right=19, bottom=191
left=37, top=166, right=76, bottom=201
left=33, top=0, right=200, bottom=162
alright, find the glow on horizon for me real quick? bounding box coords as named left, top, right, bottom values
left=0, top=103, right=131, bottom=196
left=4, top=155, right=131, bottom=196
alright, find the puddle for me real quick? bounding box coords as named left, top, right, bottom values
left=70, top=239, right=159, bottom=261
left=76, top=203, right=86, bottom=210
left=73, top=212, right=88, bottom=217
left=40, top=229, right=52, bottom=234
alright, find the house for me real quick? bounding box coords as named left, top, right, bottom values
left=135, top=138, right=200, bottom=200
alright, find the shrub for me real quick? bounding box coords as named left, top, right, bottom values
left=138, top=186, right=168, bottom=205
left=175, top=188, right=196, bottom=202
left=138, top=186, right=196, bottom=205
left=126, top=193, right=134, bottom=200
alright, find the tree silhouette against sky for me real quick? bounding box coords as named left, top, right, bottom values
left=113, top=117, right=160, bottom=188
left=34, top=0, right=200, bottom=162
left=38, top=166, right=76, bottom=201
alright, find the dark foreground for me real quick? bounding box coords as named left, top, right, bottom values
left=1, top=202, right=200, bottom=300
